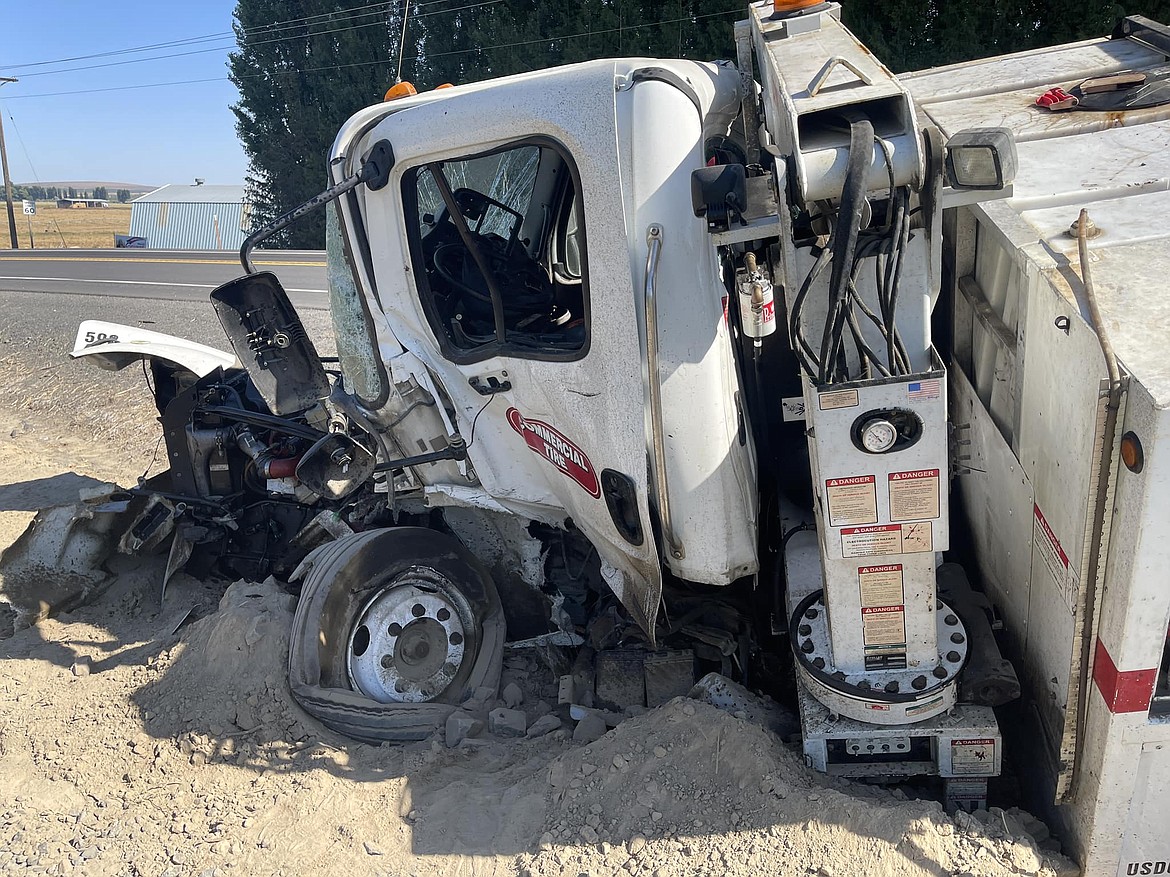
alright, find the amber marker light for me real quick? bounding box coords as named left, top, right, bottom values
left=384, top=81, right=418, bottom=101
left=773, top=0, right=823, bottom=13
left=1121, top=431, right=1144, bottom=473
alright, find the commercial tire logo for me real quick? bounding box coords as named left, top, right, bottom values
left=506, top=407, right=600, bottom=498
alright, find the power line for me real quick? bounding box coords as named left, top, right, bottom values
left=0, top=101, right=69, bottom=246
left=2, top=6, right=744, bottom=101
left=6, top=0, right=501, bottom=81
left=0, top=1, right=398, bottom=71
left=1, top=0, right=503, bottom=84
left=421, top=7, right=741, bottom=60
left=0, top=0, right=458, bottom=74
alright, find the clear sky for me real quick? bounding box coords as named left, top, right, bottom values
left=0, top=1, right=249, bottom=187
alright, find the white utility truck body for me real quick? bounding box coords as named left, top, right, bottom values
left=904, top=23, right=1170, bottom=875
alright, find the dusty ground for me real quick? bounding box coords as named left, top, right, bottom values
left=0, top=294, right=1080, bottom=876
left=1, top=203, right=133, bottom=250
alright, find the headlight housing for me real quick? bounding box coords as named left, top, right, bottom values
left=945, top=128, right=1018, bottom=190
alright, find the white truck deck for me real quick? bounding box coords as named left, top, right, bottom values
left=904, top=29, right=1170, bottom=875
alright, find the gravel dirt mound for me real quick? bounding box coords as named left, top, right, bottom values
left=512, top=699, right=1072, bottom=877
left=0, top=573, right=1076, bottom=876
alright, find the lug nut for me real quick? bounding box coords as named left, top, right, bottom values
left=951, top=632, right=965, bottom=644
left=946, top=650, right=961, bottom=663
left=800, top=639, right=815, bottom=653
left=912, top=675, right=927, bottom=690
left=933, top=666, right=948, bottom=679
left=884, top=681, right=900, bottom=693
left=944, top=614, right=958, bottom=626
left=798, top=624, right=812, bottom=636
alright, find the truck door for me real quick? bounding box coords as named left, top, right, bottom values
left=347, top=65, right=663, bottom=634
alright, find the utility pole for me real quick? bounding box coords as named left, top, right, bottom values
left=0, top=77, right=18, bottom=249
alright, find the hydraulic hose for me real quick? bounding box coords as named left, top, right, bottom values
left=818, top=118, right=874, bottom=383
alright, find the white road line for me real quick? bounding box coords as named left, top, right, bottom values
left=0, top=276, right=327, bottom=294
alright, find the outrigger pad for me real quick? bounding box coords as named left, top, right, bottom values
left=210, top=272, right=330, bottom=415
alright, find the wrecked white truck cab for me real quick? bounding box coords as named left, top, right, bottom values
left=327, top=58, right=759, bottom=633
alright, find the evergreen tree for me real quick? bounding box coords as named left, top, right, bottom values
left=229, top=1, right=402, bottom=249
left=410, top=0, right=741, bottom=88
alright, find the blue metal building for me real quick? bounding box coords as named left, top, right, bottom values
left=129, top=184, right=250, bottom=250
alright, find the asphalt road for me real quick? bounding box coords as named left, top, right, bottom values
left=0, top=248, right=328, bottom=310
left=0, top=288, right=337, bottom=369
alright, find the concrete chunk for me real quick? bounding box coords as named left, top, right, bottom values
left=572, top=713, right=607, bottom=745
left=488, top=707, right=527, bottom=738
left=444, top=710, right=483, bottom=748
left=525, top=714, right=562, bottom=738
left=501, top=682, right=524, bottom=709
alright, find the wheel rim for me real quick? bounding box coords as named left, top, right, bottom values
left=345, top=569, right=471, bottom=703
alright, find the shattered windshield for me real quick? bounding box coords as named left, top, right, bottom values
left=326, top=202, right=385, bottom=404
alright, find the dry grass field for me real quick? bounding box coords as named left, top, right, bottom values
left=0, top=201, right=131, bottom=249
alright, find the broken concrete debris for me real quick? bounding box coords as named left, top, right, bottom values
left=488, top=707, right=528, bottom=738
left=572, top=712, right=608, bottom=745
left=445, top=710, right=484, bottom=748
left=501, top=681, right=524, bottom=709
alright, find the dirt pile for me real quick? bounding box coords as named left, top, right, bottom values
left=0, top=574, right=1076, bottom=877
left=511, top=699, right=1072, bottom=877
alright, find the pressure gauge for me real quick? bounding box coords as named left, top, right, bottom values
left=859, top=418, right=898, bottom=453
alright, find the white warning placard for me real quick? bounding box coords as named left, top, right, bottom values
left=842, top=524, right=900, bottom=557
left=950, top=738, right=996, bottom=776
left=888, top=468, right=941, bottom=521
left=825, top=475, right=877, bottom=527
left=841, top=522, right=934, bottom=557
left=899, top=521, right=934, bottom=553
left=858, top=564, right=904, bottom=608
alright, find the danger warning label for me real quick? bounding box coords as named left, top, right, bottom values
left=888, top=469, right=940, bottom=521
left=859, top=564, right=904, bottom=608
left=862, top=603, right=907, bottom=670
left=950, top=738, right=996, bottom=776
left=841, top=522, right=934, bottom=557
left=1033, top=504, right=1078, bottom=616
left=825, top=475, right=877, bottom=527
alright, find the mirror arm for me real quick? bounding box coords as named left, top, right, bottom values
left=372, top=435, right=467, bottom=473
left=239, top=139, right=395, bottom=273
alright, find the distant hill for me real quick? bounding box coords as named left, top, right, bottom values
left=21, top=181, right=157, bottom=195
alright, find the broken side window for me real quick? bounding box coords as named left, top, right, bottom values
left=402, top=140, right=589, bottom=365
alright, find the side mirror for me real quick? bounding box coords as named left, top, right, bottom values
left=295, top=433, right=376, bottom=500
left=210, top=272, right=330, bottom=415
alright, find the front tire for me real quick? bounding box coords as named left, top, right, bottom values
left=287, top=527, right=504, bottom=743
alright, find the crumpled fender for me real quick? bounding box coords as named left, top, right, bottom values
left=70, top=320, right=236, bottom=377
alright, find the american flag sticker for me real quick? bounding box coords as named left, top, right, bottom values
left=907, top=379, right=941, bottom=401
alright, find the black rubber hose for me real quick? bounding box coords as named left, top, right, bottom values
left=818, top=119, right=874, bottom=383
left=790, top=246, right=832, bottom=376
left=887, top=189, right=912, bottom=373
